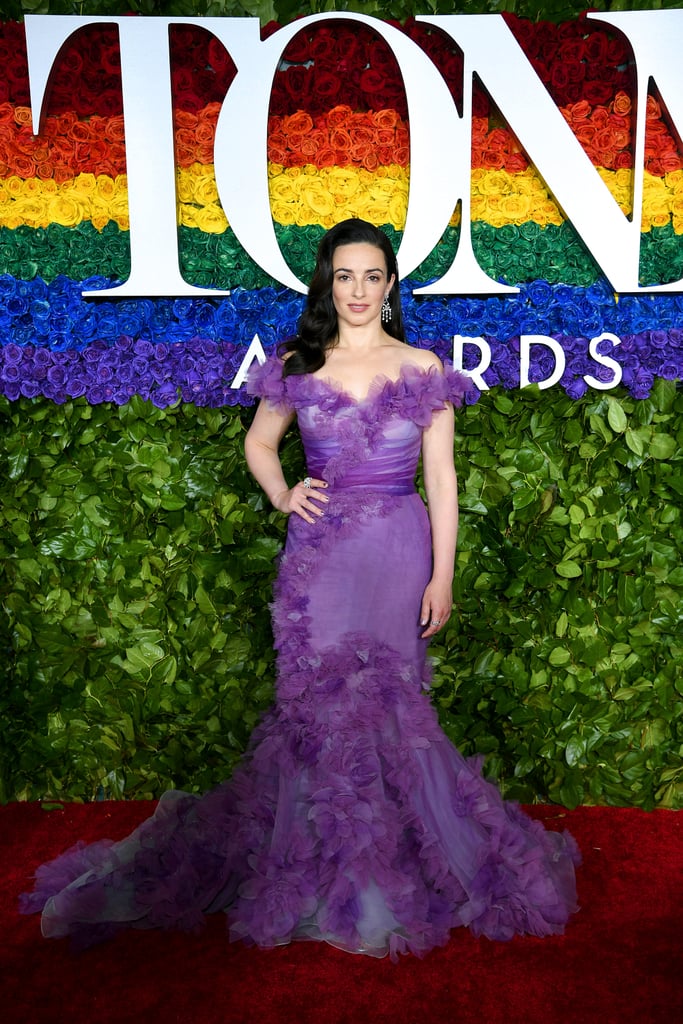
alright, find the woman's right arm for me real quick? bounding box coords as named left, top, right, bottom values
left=244, top=401, right=328, bottom=523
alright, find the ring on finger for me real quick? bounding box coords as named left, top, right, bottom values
left=431, top=619, right=441, bottom=626
left=303, top=476, right=312, bottom=489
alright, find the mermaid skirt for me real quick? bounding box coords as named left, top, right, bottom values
left=21, top=489, right=580, bottom=959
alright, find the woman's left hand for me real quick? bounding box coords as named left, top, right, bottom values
left=420, top=578, right=453, bottom=638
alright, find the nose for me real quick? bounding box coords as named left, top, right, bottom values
left=351, top=276, right=365, bottom=297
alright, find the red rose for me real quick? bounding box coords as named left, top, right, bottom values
left=557, top=39, right=587, bottom=64
left=311, top=70, right=342, bottom=105
left=308, top=28, right=339, bottom=69
left=280, top=66, right=312, bottom=108
left=584, top=31, right=609, bottom=65
left=583, top=81, right=617, bottom=107
left=281, top=30, right=312, bottom=65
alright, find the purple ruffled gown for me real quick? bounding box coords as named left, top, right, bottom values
left=20, top=358, right=580, bottom=959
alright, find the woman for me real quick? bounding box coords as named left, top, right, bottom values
left=21, top=219, right=579, bottom=959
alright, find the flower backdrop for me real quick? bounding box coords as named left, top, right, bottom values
left=2, top=13, right=683, bottom=404
left=1, top=5, right=682, bottom=808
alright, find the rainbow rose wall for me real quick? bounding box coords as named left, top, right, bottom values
left=1, top=8, right=681, bottom=810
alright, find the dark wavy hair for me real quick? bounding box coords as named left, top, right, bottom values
left=280, top=218, right=406, bottom=376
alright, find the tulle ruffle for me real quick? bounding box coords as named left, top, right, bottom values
left=246, top=355, right=473, bottom=421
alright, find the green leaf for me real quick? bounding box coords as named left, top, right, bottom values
left=649, top=433, right=676, bottom=460
left=556, top=560, right=583, bottom=578
left=606, top=397, right=628, bottom=433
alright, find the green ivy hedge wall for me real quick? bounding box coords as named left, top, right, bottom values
left=3, top=382, right=682, bottom=808
left=2, top=0, right=682, bottom=809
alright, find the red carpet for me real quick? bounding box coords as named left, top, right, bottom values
left=2, top=801, right=681, bottom=1024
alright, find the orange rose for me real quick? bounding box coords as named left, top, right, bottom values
left=315, top=146, right=337, bottom=168
left=646, top=95, right=661, bottom=120
left=11, top=152, right=37, bottom=177
left=14, top=106, right=33, bottom=127
left=195, top=120, right=215, bottom=147
left=55, top=112, right=77, bottom=135
left=481, top=150, right=504, bottom=170
left=659, top=151, right=683, bottom=174
left=327, top=105, right=353, bottom=128
left=300, top=134, right=321, bottom=159
left=108, top=143, right=126, bottom=168
left=104, top=115, right=125, bottom=144
left=268, top=132, right=288, bottom=164
left=330, top=127, right=352, bottom=155
left=201, top=102, right=221, bottom=124
left=69, top=121, right=94, bottom=143
left=350, top=142, right=372, bottom=163
left=506, top=153, right=529, bottom=174
left=36, top=160, right=55, bottom=180
left=567, top=99, right=592, bottom=124
left=487, top=128, right=511, bottom=153
left=0, top=102, right=13, bottom=125
left=283, top=110, right=313, bottom=136
left=175, top=110, right=198, bottom=130
left=375, top=129, right=394, bottom=146
left=362, top=151, right=379, bottom=172
left=613, top=151, right=633, bottom=170
left=372, top=109, right=399, bottom=130
left=53, top=164, right=73, bottom=185
left=612, top=91, right=631, bottom=116
left=197, top=144, right=214, bottom=165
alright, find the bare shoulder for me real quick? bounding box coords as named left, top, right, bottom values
left=400, top=346, right=443, bottom=373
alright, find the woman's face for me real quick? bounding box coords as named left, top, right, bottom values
left=331, top=243, right=395, bottom=331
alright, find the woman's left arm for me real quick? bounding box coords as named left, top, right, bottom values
left=420, top=402, right=458, bottom=639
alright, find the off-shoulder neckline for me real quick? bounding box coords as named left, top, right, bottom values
left=303, top=360, right=444, bottom=406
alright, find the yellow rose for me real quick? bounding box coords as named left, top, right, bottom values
left=178, top=203, right=198, bottom=229
left=293, top=205, right=314, bottom=227
left=194, top=204, right=228, bottom=233
left=96, top=175, right=117, bottom=201
left=323, top=167, right=360, bottom=198
left=665, top=169, right=683, bottom=194
left=516, top=169, right=546, bottom=196
left=477, top=170, right=513, bottom=197
left=17, top=196, right=50, bottom=228
left=47, top=193, right=83, bottom=228
left=669, top=194, right=683, bottom=221
left=21, top=178, right=43, bottom=196
left=481, top=197, right=506, bottom=229
left=176, top=168, right=195, bottom=204
left=534, top=198, right=563, bottom=227
left=190, top=167, right=219, bottom=206
left=299, top=182, right=335, bottom=218
left=614, top=167, right=633, bottom=191
left=107, top=191, right=130, bottom=230
left=269, top=174, right=299, bottom=204
left=387, top=192, right=407, bottom=229
left=646, top=212, right=671, bottom=230
left=4, top=176, right=24, bottom=199
left=499, top=192, right=532, bottom=224
left=269, top=199, right=297, bottom=226
left=73, top=172, right=97, bottom=196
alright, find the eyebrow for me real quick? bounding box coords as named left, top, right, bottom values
left=333, top=267, right=385, bottom=274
